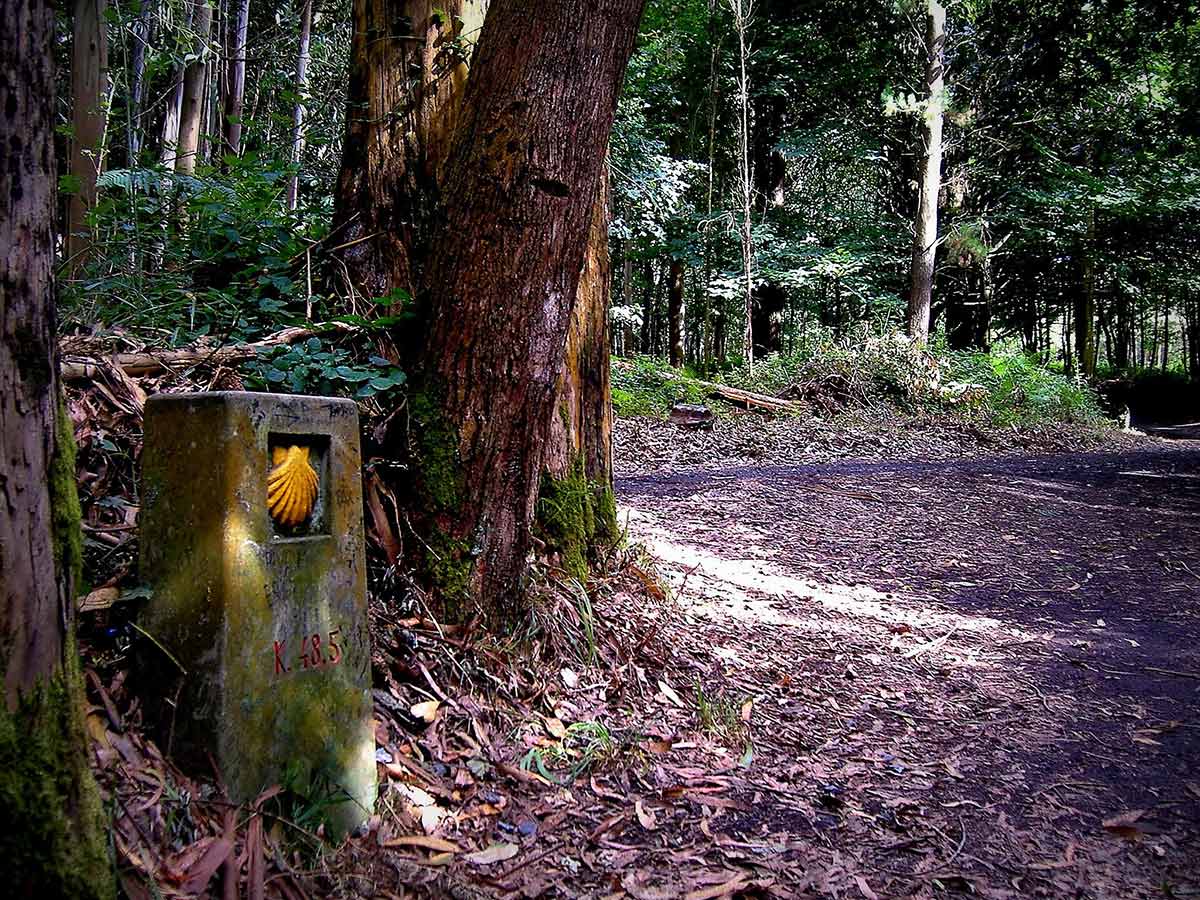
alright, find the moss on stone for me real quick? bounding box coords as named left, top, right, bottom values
left=536, top=457, right=618, bottom=582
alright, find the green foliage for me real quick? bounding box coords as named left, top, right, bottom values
left=693, top=679, right=749, bottom=746
left=62, top=158, right=321, bottom=344
left=943, top=349, right=1104, bottom=426
left=611, top=356, right=709, bottom=417
left=519, top=720, right=618, bottom=784
left=615, top=331, right=1105, bottom=428
left=244, top=338, right=406, bottom=399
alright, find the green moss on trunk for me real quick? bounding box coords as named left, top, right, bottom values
left=1, top=398, right=111, bottom=898
left=536, top=457, right=619, bottom=582
left=0, top=640, right=113, bottom=900
left=51, top=395, right=83, bottom=587
left=0, top=396, right=113, bottom=900
left=406, top=386, right=474, bottom=614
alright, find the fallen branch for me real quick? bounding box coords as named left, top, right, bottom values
left=59, top=321, right=364, bottom=381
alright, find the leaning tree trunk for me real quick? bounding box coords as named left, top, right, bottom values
left=333, top=0, right=489, bottom=304
left=66, top=0, right=109, bottom=275
left=396, top=0, right=645, bottom=627
left=176, top=0, right=213, bottom=174
left=905, top=0, right=946, bottom=343
left=128, top=0, right=154, bottom=160
left=1, top=0, right=112, bottom=892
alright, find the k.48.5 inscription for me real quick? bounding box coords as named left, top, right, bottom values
left=273, top=628, right=343, bottom=675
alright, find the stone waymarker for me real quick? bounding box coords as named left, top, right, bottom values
left=140, top=392, right=375, bottom=835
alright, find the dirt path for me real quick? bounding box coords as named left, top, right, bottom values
left=617, top=444, right=1200, bottom=898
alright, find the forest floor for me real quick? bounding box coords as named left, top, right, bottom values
left=83, top=410, right=1200, bottom=900
left=606, top=430, right=1200, bottom=899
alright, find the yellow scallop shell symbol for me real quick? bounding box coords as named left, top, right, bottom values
left=267, top=445, right=319, bottom=527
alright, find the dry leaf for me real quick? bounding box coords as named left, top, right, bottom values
left=1102, top=809, right=1146, bottom=839
left=658, top=679, right=685, bottom=708
left=464, top=842, right=519, bottom=866
left=383, top=835, right=460, bottom=853
left=410, top=700, right=440, bottom=723
left=635, top=799, right=658, bottom=830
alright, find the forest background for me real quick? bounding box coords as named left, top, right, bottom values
left=56, top=0, right=1200, bottom=400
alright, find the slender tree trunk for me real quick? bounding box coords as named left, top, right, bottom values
left=176, top=0, right=213, bottom=174
left=905, top=0, right=946, bottom=343
left=728, top=0, right=755, bottom=367
left=1075, top=203, right=1097, bottom=377
left=668, top=257, right=685, bottom=368
left=286, top=0, right=315, bottom=209
left=66, top=0, right=109, bottom=275
left=222, top=0, right=250, bottom=156
left=128, top=0, right=154, bottom=160
left=396, top=0, right=645, bottom=625
left=1, top=0, right=111, bottom=890
left=640, top=258, right=654, bottom=353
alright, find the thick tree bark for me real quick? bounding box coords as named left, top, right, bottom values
left=222, top=0, right=250, bottom=156
left=905, top=0, right=946, bottom=343
left=286, top=0, right=314, bottom=209
left=668, top=257, right=685, bottom=368
left=1, top=0, right=111, bottom=890
left=333, top=0, right=489, bottom=303
left=66, top=0, right=109, bottom=275
left=176, top=0, right=213, bottom=174
left=398, top=0, right=645, bottom=625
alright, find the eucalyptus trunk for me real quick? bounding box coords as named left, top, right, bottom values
left=176, top=0, right=213, bottom=174
left=1, top=0, right=111, bottom=889
left=395, top=0, right=643, bottom=626
left=333, top=0, right=490, bottom=303
left=66, top=0, right=109, bottom=275
left=286, top=0, right=314, bottom=210
left=222, top=0, right=250, bottom=156
left=905, top=0, right=946, bottom=343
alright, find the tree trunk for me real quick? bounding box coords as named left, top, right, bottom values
left=176, top=0, right=213, bottom=174
left=668, top=257, right=685, bottom=368
left=640, top=257, right=654, bottom=353
left=1, top=0, right=111, bottom=890
left=395, top=0, right=644, bottom=626
left=66, top=0, right=109, bottom=275
left=728, top=0, right=755, bottom=367
left=128, top=0, right=153, bottom=160
left=286, top=0, right=315, bottom=210
left=905, top=0, right=946, bottom=343
left=539, top=177, right=617, bottom=581
left=1075, top=203, right=1097, bottom=377
left=333, top=0, right=490, bottom=304
left=222, top=0, right=250, bottom=156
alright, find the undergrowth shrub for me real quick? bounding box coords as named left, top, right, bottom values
left=613, top=332, right=1106, bottom=428
left=611, top=355, right=708, bottom=417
